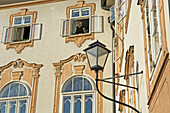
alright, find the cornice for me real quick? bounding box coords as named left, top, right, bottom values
left=0, top=0, right=66, bottom=10
left=53, top=53, right=86, bottom=67
left=0, top=59, right=43, bottom=73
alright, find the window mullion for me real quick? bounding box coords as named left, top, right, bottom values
left=79, top=9, right=82, bottom=17
left=16, top=99, right=19, bottom=113
left=7, top=100, right=9, bottom=113
left=21, top=16, right=24, bottom=25
left=71, top=95, right=74, bottom=113
left=82, top=94, right=84, bottom=113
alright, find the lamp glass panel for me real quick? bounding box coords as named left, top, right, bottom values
left=86, top=46, right=97, bottom=68
left=97, top=46, right=109, bottom=68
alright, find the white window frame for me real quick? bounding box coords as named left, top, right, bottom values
left=60, top=76, right=96, bottom=113
left=145, top=0, right=162, bottom=82
left=116, top=0, right=126, bottom=23
left=1, top=23, right=42, bottom=44
left=13, top=15, right=32, bottom=26
left=69, top=7, right=91, bottom=36
left=70, top=7, right=91, bottom=18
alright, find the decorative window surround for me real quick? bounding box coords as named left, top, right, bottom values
left=124, top=46, right=137, bottom=113
left=119, top=90, right=125, bottom=113
left=0, top=59, right=43, bottom=113
left=62, top=0, right=96, bottom=47
left=53, top=53, right=103, bottom=113
left=4, top=9, right=38, bottom=54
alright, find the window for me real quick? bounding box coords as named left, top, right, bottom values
left=61, top=8, right=102, bottom=37
left=144, top=0, right=162, bottom=80
left=60, top=1, right=102, bottom=47
left=11, top=15, right=32, bottom=42
left=0, top=82, right=30, bottom=113
left=70, top=7, right=90, bottom=35
left=2, top=18, right=41, bottom=44
left=1, top=9, right=42, bottom=45
left=117, top=0, right=126, bottom=22
left=61, top=76, right=95, bottom=113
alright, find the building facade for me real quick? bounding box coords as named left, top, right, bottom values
left=109, top=0, right=170, bottom=113
left=0, top=0, right=169, bottom=113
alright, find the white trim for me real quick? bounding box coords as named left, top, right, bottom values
left=13, top=15, right=32, bottom=26
left=70, top=7, right=91, bottom=19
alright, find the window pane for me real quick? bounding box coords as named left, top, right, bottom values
left=74, top=95, right=81, bottom=113
left=63, top=79, right=72, bottom=92
left=85, top=94, right=93, bottom=113
left=14, top=17, right=22, bottom=25
left=73, top=77, right=83, bottom=91
left=72, top=9, right=79, bottom=17
left=84, top=78, right=92, bottom=91
left=81, top=8, right=89, bottom=16
left=0, top=85, right=9, bottom=98
left=9, top=83, right=19, bottom=97
left=12, top=26, right=30, bottom=42
left=71, top=19, right=89, bottom=35
left=9, top=101, right=16, bottom=113
left=63, top=96, right=71, bottom=113
left=118, top=0, right=123, bottom=6
left=23, top=16, right=31, bottom=24
left=0, top=102, right=6, bottom=113
left=19, top=84, right=27, bottom=96
left=19, top=100, right=27, bottom=113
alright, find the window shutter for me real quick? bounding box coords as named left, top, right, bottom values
left=31, top=23, right=42, bottom=40
left=60, top=19, right=70, bottom=37
left=1, top=26, right=11, bottom=44
left=91, top=15, right=103, bottom=33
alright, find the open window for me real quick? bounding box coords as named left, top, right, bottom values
left=60, top=1, right=102, bottom=47
left=113, top=35, right=123, bottom=62
left=1, top=15, right=42, bottom=44
left=144, top=0, right=162, bottom=80
left=1, top=9, right=42, bottom=53
left=61, top=15, right=103, bottom=37
left=2, top=23, right=42, bottom=44
left=117, top=0, right=126, bottom=22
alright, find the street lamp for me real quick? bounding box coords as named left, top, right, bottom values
left=84, top=40, right=142, bottom=113
left=83, top=40, right=111, bottom=72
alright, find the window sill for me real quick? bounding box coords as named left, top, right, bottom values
left=6, top=40, right=33, bottom=54
left=8, top=40, right=31, bottom=45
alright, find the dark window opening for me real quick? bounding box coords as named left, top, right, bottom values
left=71, top=18, right=89, bottom=35
left=12, top=26, right=30, bottom=42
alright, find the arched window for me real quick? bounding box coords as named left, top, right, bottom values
left=0, top=82, right=30, bottom=113
left=62, top=76, right=95, bottom=113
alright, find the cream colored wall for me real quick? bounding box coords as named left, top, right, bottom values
left=0, top=0, right=113, bottom=113
left=115, top=0, right=149, bottom=113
